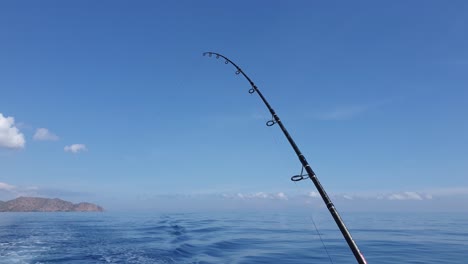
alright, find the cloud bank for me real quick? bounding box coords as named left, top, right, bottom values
left=33, top=128, right=59, bottom=141
left=64, top=144, right=87, bottom=153
left=215, top=188, right=468, bottom=203
left=0, top=182, right=15, bottom=191
left=0, top=113, right=25, bottom=149
left=385, top=191, right=427, bottom=201
left=0, top=181, right=89, bottom=201
left=223, top=192, right=289, bottom=200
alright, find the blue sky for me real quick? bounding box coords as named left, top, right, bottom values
left=0, top=1, right=467, bottom=212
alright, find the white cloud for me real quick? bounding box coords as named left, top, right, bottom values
left=252, top=192, right=270, bottom=199
left=308, top=191, right=320, bottom=198
left=0, top=182, right=40, bottom=197
left=387, top=191, right=424, bottom=201
left=0, top=113, right=25, bottom=149
left=200, top=187, right=468, bottom=206
left=424, top=194, right=433, bottom=200
left=33, top=128, right=59, bottom=141
left=224, top=192, right=288, bottom=200
left=0, top=182, right=15, bottom=191
left=276, top=192, right=288, bottom=200
left=331, top=191, right=432, bottom=201
left=231, top=192, right=265, bottom=199
left=64, top=144, right=87, bottom=153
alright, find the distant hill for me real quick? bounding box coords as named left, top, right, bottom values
left=0, top=197, right=104, bottom=212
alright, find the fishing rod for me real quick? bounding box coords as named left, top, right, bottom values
left=203, top=52, right=367, bottom=264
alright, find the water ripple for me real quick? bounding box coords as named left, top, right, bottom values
left=0, top=212, right=467, bottom=263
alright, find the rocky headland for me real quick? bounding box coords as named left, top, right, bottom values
left=0, top=197, right=104, bottom=212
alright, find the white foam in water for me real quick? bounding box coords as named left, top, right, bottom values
left=0, top=239, right=51, bottom=264
left=1, top=212, right=467, bottom=264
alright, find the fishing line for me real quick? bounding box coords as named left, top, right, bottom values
left=288, top=160, right=335, bottom=263
left=291, top=179, right=335, bottom=264
left=310, top=213, right=335, bottom=264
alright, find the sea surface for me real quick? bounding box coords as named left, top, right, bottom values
left=0, top=211, right=466, bottom=263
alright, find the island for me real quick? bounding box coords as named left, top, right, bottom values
left=0, top=197, right=104, bottom=212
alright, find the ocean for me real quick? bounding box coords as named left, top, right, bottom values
left=0, top=211, right=466, bottom=263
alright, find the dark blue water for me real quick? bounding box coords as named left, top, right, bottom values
left=0, top=212, right=466, bottom=263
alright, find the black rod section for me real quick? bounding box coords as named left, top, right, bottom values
left=203, top=52, right=367, bottom=264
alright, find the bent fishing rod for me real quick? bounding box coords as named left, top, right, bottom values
left=203, top=52, right=367, bottom=264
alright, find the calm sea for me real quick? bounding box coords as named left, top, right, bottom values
left=0, top=211, right=466, bottom=263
